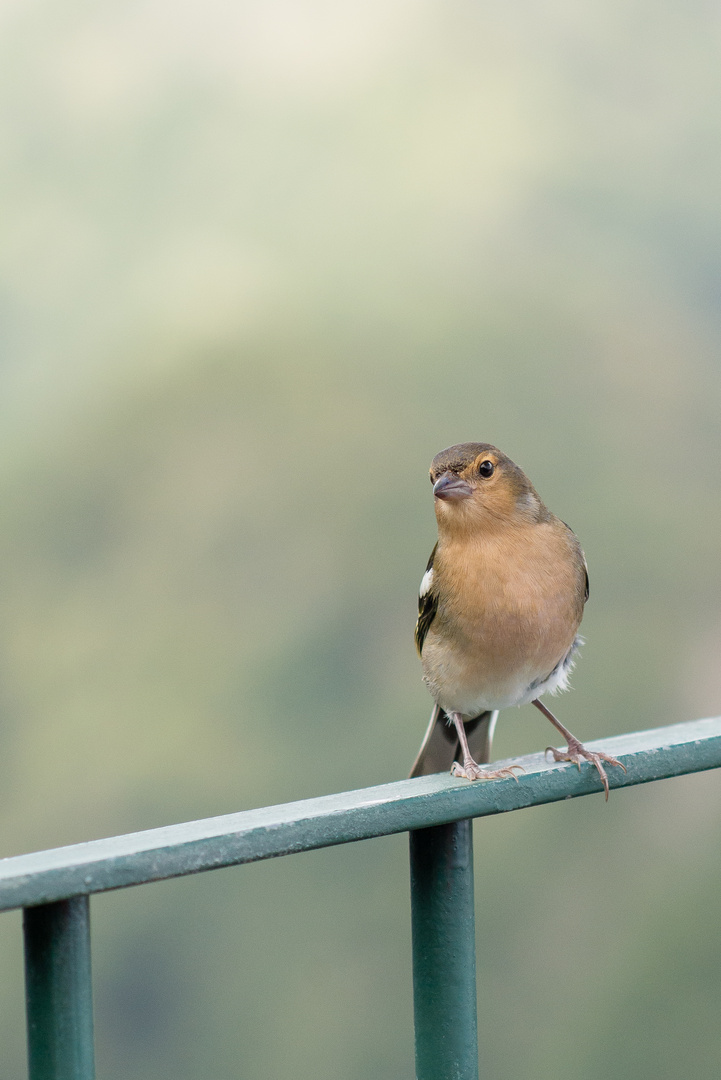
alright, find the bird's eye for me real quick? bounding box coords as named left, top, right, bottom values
left=478, top=460, right=495, bottom=478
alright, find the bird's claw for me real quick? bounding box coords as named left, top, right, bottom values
left=451, top=760, right=525, bottom=783
left=545, top=738, right=626, bottom=800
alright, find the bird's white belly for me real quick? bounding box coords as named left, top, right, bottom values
left=421, top=627, right=576, bottom=718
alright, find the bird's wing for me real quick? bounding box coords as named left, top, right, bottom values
left=409, top=706, right=498, bottom=777
left=414, top=543, right=438, bottom=655
left=562, top=521, right=589, bottom=603
left=581, top=554, right=589, bottom=602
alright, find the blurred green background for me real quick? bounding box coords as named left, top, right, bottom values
left=1, top=1, right=721, bottom=1077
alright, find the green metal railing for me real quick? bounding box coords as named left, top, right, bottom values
left=3, top=715, right=721, bottom=1080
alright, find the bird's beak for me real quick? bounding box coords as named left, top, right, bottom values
left=433, top=472, right=474, bottom=500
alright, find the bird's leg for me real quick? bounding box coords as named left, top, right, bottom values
left=449, top=712, right=524, bottom=782
left=532, top=698, right=626, bottom=801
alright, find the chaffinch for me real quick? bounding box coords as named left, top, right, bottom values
left=410, top=442, right=625, bottom=799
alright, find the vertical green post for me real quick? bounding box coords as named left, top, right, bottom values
left=23, top=896, right=96, bottom=1080
left=409, top=819, right=479, bottom=1080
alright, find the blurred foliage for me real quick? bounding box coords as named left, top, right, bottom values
left=1, top=1, right=721, bottom=1077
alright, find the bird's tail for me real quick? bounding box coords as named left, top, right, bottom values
left=409, top=705, right=498, bottom=777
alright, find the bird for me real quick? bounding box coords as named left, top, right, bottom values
left=409, top=442, right=625, bottom=799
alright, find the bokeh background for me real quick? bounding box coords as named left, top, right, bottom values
left=2, top=1, right=721, bottom=1077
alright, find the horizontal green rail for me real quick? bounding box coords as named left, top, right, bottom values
left=2, top=716, right=720, bottom=912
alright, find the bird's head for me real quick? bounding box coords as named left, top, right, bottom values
left=429, top=442, right=546, bottom=534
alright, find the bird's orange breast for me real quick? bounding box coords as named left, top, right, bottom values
left=421, top=520, right=585, bottom=716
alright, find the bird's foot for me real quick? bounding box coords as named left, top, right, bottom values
left=545, top=737, right=626, bottom=800
left=451, top=759, right=525, bottom=782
